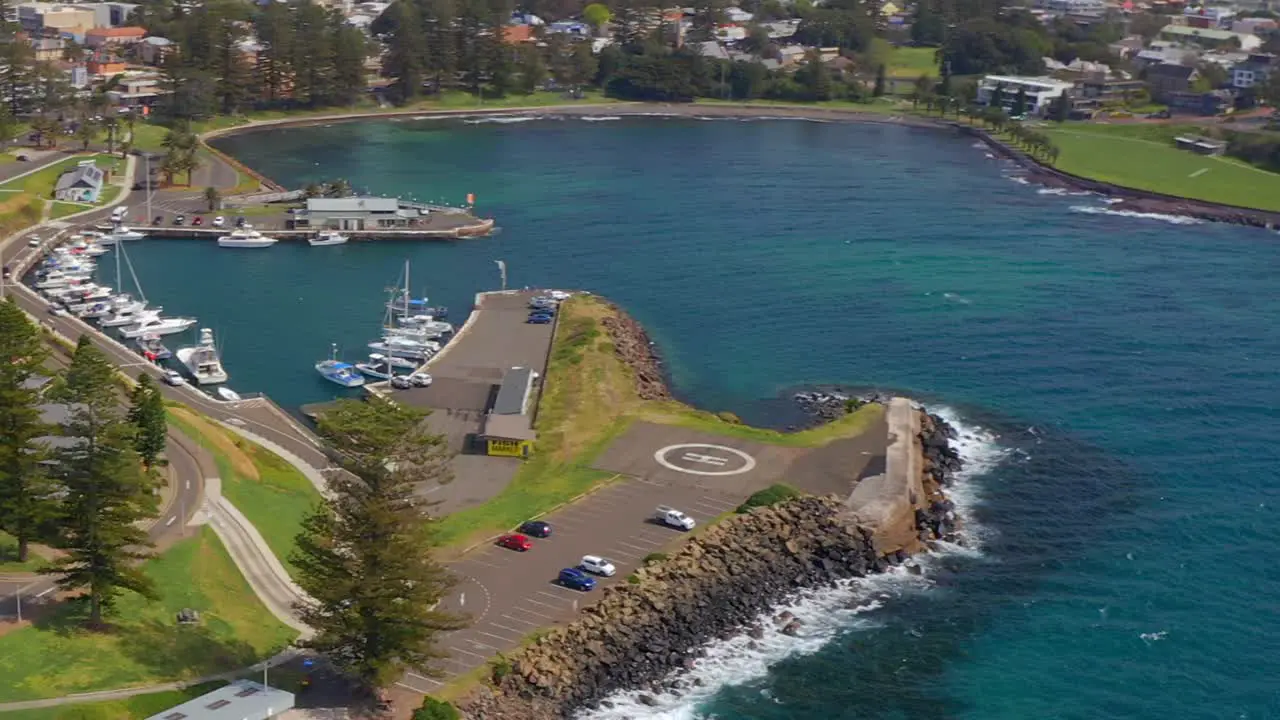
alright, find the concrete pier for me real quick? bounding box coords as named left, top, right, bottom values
left=844, top=397, right=925, bottom=554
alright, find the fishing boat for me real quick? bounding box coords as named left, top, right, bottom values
left=175, top=328, right=228, bottom=385
left=135, top=333, right=172, bottom=362
left=316, top=344, right=365, bottom=388
left=120, top=315, right=197, bottom=338
left=100, top=303, right=156, bottom=327
left=368, top=352, right=418, bottom=370
left=73, top=301, right=113, bottom=319
left=217, top=226, right=278, bottom=248
left=216, top=387, right=242, bottom=402
left=102, top=225, right=146, bottom=244
left=367, top=338, right=438, bottom=361
left=309, top=231, right=348, bottom=247
left=354, top=358, right=393, bottom=380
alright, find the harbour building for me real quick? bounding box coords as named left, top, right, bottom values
left=480, top=366, right=538, bottom=458
left=289, top=196, right=431, bottom=231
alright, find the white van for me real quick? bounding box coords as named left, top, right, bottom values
left=110, top=206, right=127, bottom=221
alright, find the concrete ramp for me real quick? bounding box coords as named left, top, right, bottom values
left=845, top=397, right=923, bottom=555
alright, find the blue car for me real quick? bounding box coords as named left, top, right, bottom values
left=527, top=314, right=553, bottom=325
left=558, top=567, right=596, bottom=591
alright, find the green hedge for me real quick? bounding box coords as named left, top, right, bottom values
left=413, top=696, right=460, bottom=720
left=736, top=483, right=802, bottom=513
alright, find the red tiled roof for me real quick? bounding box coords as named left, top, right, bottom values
left=502, top=24, right=534, bottom=43
left=86, top=26, right=146, bottom=38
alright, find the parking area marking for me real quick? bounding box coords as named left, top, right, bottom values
left=449, top=647, right=488, bottom=661
left=464, top=638, right=504, bottom=652
left=541, top=587, right=581, bottom=599
left=476, top=629, right=519, bottom=643
left=490, top=621, right=525, bottom=634
left=617, top=540, right=655, bottom=552
left=654, top=443, right=757, bottom=476
left=501, top=614, right=540, bottom=627
left=510, top=605, right=556, bottom=620
left=523, top=597, right=562, bottom=611
left=606, top=548, right=642, bottom=559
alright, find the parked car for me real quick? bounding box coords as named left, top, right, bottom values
left=519, top=520, right=552, bottom=538
left=192, top=216, right=203, bottom=226
left=497, top=533, right=532, bottom=552
left=26, top=237, right=40, bottom=247
left=530, top=297, right=556, bottom=309
left=390, top=375, right=412, bottom=389
left=212, top=215, right=226, bottom=228
left=235, top=216, right=247, bottom=228
left=163, top=369, right=185, bottom=386
left=153, top=215, right=164, bottom=225
left=527, top=314, right=552, bottom=325
left=410, top=372, right=432, bottom=387
left=653, top=505, right=696, bottom=530
left=47, top=305, right=65, bottom=316
left=173, top=215, right=185, bottom=226
left=549, top=290, right=571, bottom=301
left=580, top=555, right=616, bottom=577
left=2, top=265, right=10, bottom=279
left=529, top=310, right=555, bottom=321
left=558, top=567, right=596, bottom=591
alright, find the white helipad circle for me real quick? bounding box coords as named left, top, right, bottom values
left=654, top=443, right=757, bottom=476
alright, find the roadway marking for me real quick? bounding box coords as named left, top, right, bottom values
left=164, top=516, right=177, bottom=527
left=475, top=630, right=517, bottom=643
left=1189, top=168, right=1209, bottom=178
left=525, top=597, right=563, bottom=611
left=35, top=588, right=54, bottom=598
left=489, top=621, right=525, bottom=634
left=510, top=606, right=556, bottom=621
left=501, top=614, right=540, bottom=627
left=655, top=443, right=757, bottom=476
left=618, top=540, right=655, bottom=552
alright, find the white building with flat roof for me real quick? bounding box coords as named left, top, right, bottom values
left=145, top=681, right=294, bottom=720
left=977, top=75, right=1076, bottom=116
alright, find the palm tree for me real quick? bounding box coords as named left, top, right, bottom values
left=74, top=117, right=97, bottom=151
left=102, top=115, right=119, bottom=154
left=204, top=186, right=220, bottom=211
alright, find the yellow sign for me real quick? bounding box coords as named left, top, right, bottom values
left=487, top=439, right=530, bottom=457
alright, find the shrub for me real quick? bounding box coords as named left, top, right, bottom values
left=489, top=654, right=512, bottom=684
left=412, top=697, right=460, bottom=720
left=642, top=552, right=668, bottom=565
left=716, top=411, right=742, bottom=424
left=627, top=573, right=640, bottom=584
left=736, top=483, right=802, bottom=513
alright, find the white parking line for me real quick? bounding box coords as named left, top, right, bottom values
left=404, top=672, right=443, bottom=686
left=523, top=597, right=563, bottom=612
left=539, top=587, right=581, bottom=599
left=700, top=495, right=738, bottom=509
left=464, top=639, right=502, bottom=652
left=511, top=605, right=557, bottom=621
left=605, top=548, right=642, bottom=559
left=489, top=621, right=527, bottom=634
left=618, top=540, right=656, bottom=552
left=476, top=629, right=518, bottom=643
left=448, top=647, right=488, bottom=661
left=501, top=614, right=540, bottom=627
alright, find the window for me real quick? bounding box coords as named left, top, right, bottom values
left=205, top=699, right=231, bottom=710
left=235, top=687, right=261, bottom=698
left=163, top=713, right=187, bottom=720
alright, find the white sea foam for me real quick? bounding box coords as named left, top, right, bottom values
left=943, top=292, right=972, bottom=305
left=1069, top=205, right=1201, bottom=225
left=581, top=116, right=623, bottom=122
left=1007, top=175, right=1030, bottom=185
left=1037, top=187, right=1068, bottom=196
left=462, top=114, right=545, bottom=124
left=576, top=405, right=1004, bottom=719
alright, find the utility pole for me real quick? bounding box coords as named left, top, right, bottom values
left=15, top=584, right=21, bottom=623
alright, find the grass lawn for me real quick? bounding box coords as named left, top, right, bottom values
left=0, top=682, right=227, bottom=720
left=696, top=97, right=910, bottom=114
left=166, top=408, right=321, bottom=580
left=886, top=46, right=940, bottom=78
left=430, top=295, right=885, bottom=550
left=1041, top=123, right=1280, bottom=211
left=0, top=527, right=296, bottom=702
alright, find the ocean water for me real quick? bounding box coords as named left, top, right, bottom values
left=124, top=116, right=1280, bottom=718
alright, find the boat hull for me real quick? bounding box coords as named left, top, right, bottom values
left=218, top=239, right=279, bottom=248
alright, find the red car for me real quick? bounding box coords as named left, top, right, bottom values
left=193, top=216, right=204, bottom=226
left=497, top=534, right=532, bottom=552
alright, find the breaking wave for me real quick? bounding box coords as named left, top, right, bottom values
left=1069, top=205, right=1201, bottom=225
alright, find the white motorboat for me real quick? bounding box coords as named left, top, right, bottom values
left=399, top=315, right=455, bottom=335
left=104, top=225, right=146, bottom=243
left=368, top=352, right=418, bottom=370
left=176, top=328, right=229, bottom=385
left=120, top=315, right=198, bottom=338
left=101, top=304, right=156, bottom=327
left=74, top=301, right=113, bottom=319
left=355, top=361, right=393, bottom=380
left=309, top=231, right=348, bottom=247
left=367, top=338, right=438, bottom=360
left=35, top=273, right=91, bottom=290
left=216, top=387, right=242, bottom=402
left=217, top=226, right=278, bottom=248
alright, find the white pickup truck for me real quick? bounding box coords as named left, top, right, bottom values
left=654, top=505, right=696, bottom=531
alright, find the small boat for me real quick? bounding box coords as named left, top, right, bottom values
left=309, top=231, right=348, bottom=247
left=218, top=226, right=278, bottom=248
left=368, top=337, right=439, bottom=360
left=397, top=298, right=448, bottom=319
left=316, top=344, right=365, bottom=388
left=104, top=226, right=146, bottom=243
left=175, top=328, right=228, bottom=385
left=135, top=333, right=172, bottom=362
left=74, top=301, right=113, bottom=319
left=368, top=352, right=418, bottom=370
left=216, top=387, right=242, bottom=402
left=354, top=361, right=392, bottom=380
left=120, top=315, right=198, bottom=338
left=101, top=304, right=157, bottom=327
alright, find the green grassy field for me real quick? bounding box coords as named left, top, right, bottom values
left=0, top=682, right=227, bottom=720
left=0, top=528, right=295, bottom=702
left=887, top=46, right=940, bottom=78
left=1041, top=124, right=1280, bottom=211
left=0, top=530, right=48, bottom=573
left=166, top=409, right=321, bottom=580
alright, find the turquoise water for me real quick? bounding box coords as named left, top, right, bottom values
left=143, top=116, right=1280, bottom=717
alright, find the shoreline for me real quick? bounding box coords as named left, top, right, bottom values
left=202, top=101, right=1280, bottom=230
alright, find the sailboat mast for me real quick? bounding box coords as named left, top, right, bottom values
left=403, top=259, right=410, bottom=317
left=145, top=153, right=151, bottom=222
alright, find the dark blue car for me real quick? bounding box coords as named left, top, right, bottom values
left=527, top=314, right=553, bottom=325
left=558, top=567, right=596, bottom=591
left=520, top=520, right=552, bottom=538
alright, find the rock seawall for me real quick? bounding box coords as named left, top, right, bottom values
left=460, top=496, right=885, bottom=719
left=599, top=305, right=671, bottom=401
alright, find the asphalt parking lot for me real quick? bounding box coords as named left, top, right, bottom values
left=398, top=478, right=743, bottom=693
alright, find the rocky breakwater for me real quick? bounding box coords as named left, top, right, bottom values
left=599, top=304, right=670, bottom=401
left=460, top=496, right=886, bottom=719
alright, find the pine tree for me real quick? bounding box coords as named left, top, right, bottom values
left=1011, top=86, right=1027, bottom=117
left=331, top=22, right=368, bottom=106
left=127, top=374, right=166, bottom=471
left=422, top=0, right=460, bottom=94
left=293, top=3, right=337, bottom=106
left=42, top=337, right=157, bottom=626
left=516, top=43, right=547, bottom=95
left=873, top=63, right=886, bottom=97
left=214, top=23, right=253, bottom=115
left=0, top=300, right=56, bottom=564
left=255, top=1, right=295, bottom=104
left=385, top=0, right=429, bottom=104
left=293, top=397, right=462, bottom=690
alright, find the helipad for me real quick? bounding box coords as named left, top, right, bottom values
left=654, top=443, right=757, bottom=476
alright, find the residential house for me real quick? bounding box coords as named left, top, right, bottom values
left=86, top=2, right=139, bottom=28
left=776, top=45, right=806, bottom=66
left=87, top=49, right=127, bottom=76
left=1159, top=25, right=1260, bottom=51
left=105, top=73, right=164, bottom=108
left=1144, top=62, right=1197, bottom=100
left=1181, top=5, right=1235, bottom=28
left=762, top=19, right=799, bottom=39
left=1232, top=17, right=1278, bottom=35
left=1231, top=53, right=1277, bottom=89
left=1037, top=0, right=1106, bottom=15
left=16, top=3, right=96, bottom=39
left=547, top=20, right=588, bottom=36
left=725, top=6, right=753, bottom=22
left=84, top=25, right=145, bottom=48
left=1133, top=41, right=1199, bottom=69
left=62, top=61, right=88, bottom=88
left=142, top=681, right=294, bottom=720
left=1165, top=88, right=1233, bottom=114
left=1073, top=73, right=1149, bottom=107
left=1109, top=35, right=1147, bottom=59
left=54, top=160, right=104, bottom=202
left=138, top=35, right=174, bottom=65
left=977, top=75, right=1077, bottom=116
left=714, top=24, right=746, bottom=42
left=693, top=40, right=729, bottom=60
left=501, top=23, right=534, bottom=43
left=29, top=35, right=65, bottom=61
